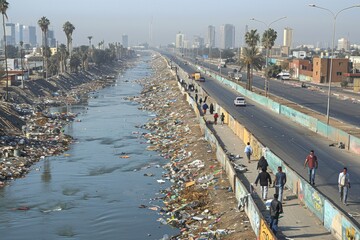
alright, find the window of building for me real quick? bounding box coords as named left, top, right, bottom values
left=336, top=72, right=342, bottom=76
left=339, top=62, right=342, bottom=66
left=316, top=71, right=318, bottom=76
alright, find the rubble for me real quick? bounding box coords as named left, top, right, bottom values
left=132, top=54, right=256, bottom=239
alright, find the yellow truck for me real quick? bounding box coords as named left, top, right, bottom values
left=190, top=72, right=205, bottom=82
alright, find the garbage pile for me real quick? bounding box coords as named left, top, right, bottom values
left=0, top=60, right=135, bottom=185
left=131, top=54, right=256, bottom=239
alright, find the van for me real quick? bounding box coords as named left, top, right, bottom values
left=277, top=72, right=290, bottom=80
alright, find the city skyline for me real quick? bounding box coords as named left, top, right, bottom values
left=4, top=0, right=360, bottom=48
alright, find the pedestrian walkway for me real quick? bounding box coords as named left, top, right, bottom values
left=202, top=111, right=335, bottom=240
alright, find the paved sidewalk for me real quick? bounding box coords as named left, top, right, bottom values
left=202, top=111, right=335, bottom=240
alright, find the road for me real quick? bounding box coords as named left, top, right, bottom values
left=191, top=57, right=360, bottom=128
left=163, top=51, right=360, bottom=227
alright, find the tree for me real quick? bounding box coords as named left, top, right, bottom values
left=38, top=16, right=50, bottom=79
left=240, top=29, right=263, bottom=90
left=245, top=29, right=260, bottom=49
left=69, top=54, right=81, bottom=72
left=262, top=28, right=277, bottom=67
left=0, top=0, right=9, bottom=101
left=73, top=45, right=89, bottom=70
left=58, top=44, right=68, bottom=73
left=239, top=47, right=263, bottom=90
left=63, top=21, right=75, bottom=57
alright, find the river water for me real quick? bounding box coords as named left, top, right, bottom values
left=0, top=55, right=178, bottom=239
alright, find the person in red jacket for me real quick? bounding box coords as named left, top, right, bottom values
left=213, top=112, right=219, bottom=125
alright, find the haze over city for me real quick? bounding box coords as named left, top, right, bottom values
left=6, top=0, right=360, bottom=48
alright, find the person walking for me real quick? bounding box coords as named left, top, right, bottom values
left=202, top=102, right=209, bottom=114
left=209, top=103, right=214, bottom=114
left=204, top=95, right=208, bottom=103
left=338, top=167, right=350, bottom=205
left=269, top=193, right=283, bottom=236
left=244, top=142, right=253, bottom=163
left=213, top=112, right=219, bottom=125
left=255, top=168, right=272, bottom=201
left=199, top=98, right=203, bottom=105
left=273, top=166, right=286, bottom=203
left=195, top=93, right=198, bottom=103
left=220, top=113, right=225, bottom=125
left=257, top=156, right=269, bottom=172
left=304, top=150, right=318, bottom=185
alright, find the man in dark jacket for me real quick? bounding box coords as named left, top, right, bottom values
left=255, top=168, right=272, bottom=201
left=257, top=156, right=269, bottom=172
left=270, top=193, right=283, bottom=236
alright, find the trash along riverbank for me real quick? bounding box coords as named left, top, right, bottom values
left=0, top=60, right=134, bottom=186
left=129, top=54, right=255, bottom=239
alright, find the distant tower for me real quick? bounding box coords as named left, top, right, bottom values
left=207, top=25, right=215, bottom=48
left=5, top=23, right=15, bottom=46
left=15, top=23, right=24, bottom=45
left=283, top=27, right=293, bottom=48
left=338, top=38, right=350, bottom=51
left=122, top=34, right=128, bottom=48
left=219, top=24, right=235, bottom=49
left=175, top=32, right=184, bottom=49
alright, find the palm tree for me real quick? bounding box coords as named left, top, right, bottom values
left=245, top=29, right=260, bottom=49
left=0, top=0, right=9, bottom=101
left=38, top=16, right=50, bottom=79
left=58, top=44, right=68, bottom=73
left=63, top=21, right=75, bottom=57
left=239, top=47, right=263, bottom=90
left=262, top=28, right=277, bottom=76
left=241, top=29, right=262, bottom=90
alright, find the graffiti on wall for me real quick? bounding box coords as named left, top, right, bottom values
left=259, top=219, right=276, bottom=240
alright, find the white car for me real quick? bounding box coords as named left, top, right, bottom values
left=234, top=97, right=246, bottom=106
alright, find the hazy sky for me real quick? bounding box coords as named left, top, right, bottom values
left=7, top=0, right=360, bottom=48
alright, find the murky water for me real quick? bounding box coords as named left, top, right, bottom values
left=0, top=56, right=178, bottom=239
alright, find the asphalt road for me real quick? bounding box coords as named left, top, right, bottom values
left=163, top=51, right=360, bottom=227
left=193, top=58, right=360, bottom=128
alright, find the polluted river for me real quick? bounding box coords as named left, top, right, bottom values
left=0, top=55, right=179, bottom=239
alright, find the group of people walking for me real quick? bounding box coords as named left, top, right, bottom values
left=195, top=94, right=225, bottom=125
left=251, top=149, right=350, bottom=236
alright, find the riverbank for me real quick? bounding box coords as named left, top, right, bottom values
left=0, top=59, right=135, bottom=185
left=130, top=53, right=255, bottom=239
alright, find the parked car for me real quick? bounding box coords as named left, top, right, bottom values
left=199, top=77, right=205, bottom=82
left=234, top=96, right=246, bottom=106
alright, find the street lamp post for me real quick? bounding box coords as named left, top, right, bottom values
left=309, top=4, right=360, bottom=125
left=219, top=49, right=222, bottom=76
left=250, top=16, right=287, bottom=97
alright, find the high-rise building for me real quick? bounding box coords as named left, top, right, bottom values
left=28, top=26, right=37, bottom=47
left=15, top=23, right=24, bottom=45
left=193, top=35, right=204, bottom=49
left=283, top=27, right=293, bottom=48
left=207, top=25, right=215, bottom=48
left=122, top=35, right=128, bottom=48
left=219, top=24, right=235, bottom=49
left=175, top=32, right=184, bottom=49
left=5, top=23, right=16, bottom=46
left=47, top=30, right=56, bottom=48
left=338, top=38, right=350, bottom=51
